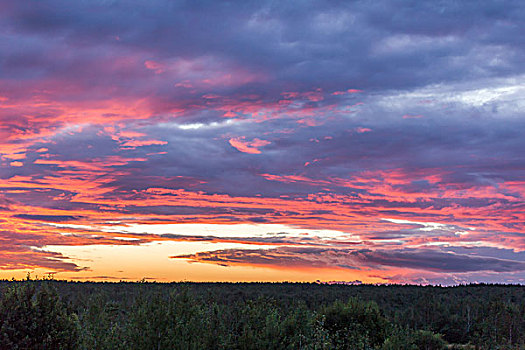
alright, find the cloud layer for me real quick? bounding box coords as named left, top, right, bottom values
left=0, top=0, right=524, bottom=283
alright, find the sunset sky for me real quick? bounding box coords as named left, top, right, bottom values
left=1, top=0, right=524, bottom=285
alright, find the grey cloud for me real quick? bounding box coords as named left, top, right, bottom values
left=173, top=246, right=525, bottom=273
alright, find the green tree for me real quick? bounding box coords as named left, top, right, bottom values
left=411, top=330, right=447, bottom=350
left=321, top=298, right=389, bottom=349
left=0, top=282, right=79, bottom=350
left=78, top=297, right=126, bottom=350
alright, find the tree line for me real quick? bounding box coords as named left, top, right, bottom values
left=0, top=280, right=523, bottom=349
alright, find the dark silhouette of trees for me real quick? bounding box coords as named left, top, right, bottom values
left=0, top=280, right=523, bottom=349
left=0, top=282, right=79, bottom=349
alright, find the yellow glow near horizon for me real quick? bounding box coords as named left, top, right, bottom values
left=1, top=240, right=382, bottom=283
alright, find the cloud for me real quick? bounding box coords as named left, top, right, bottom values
left=13, top=214, right=83, bottom=223
left=0, top=0, right=524, bottom=281
left=173, top=246, right=525, bottom=274
left=229, top=137, right=270, bottom=154
left=144, top=60, right=165, bottom=74
left=0, top=230, right=87, bottom=272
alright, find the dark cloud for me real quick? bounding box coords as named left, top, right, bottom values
left=360, top=249, right=525, bottom=273
left=13, top=214, right=83, bottom=223
left=2, top=0, right=525, bottom=99
left=173, top=246, right=525, bottom=273
left=0, top=233, right=86, bottom=272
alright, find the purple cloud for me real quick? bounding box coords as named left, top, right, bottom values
left=0, top=0, right=524, bottom=282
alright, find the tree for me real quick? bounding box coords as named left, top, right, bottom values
left=0, top=282, right=79, bottom=349
left=321, top=298, right=389, bottom=349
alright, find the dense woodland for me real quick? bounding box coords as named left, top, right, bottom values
left=0, top=279, right=523, bottom=349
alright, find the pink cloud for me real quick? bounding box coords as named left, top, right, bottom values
left=120, top=139, right=168, bottom=148
left=260, top=173, right=331, bottom=186
left=281, top=89, right=323, bottom=102
left=229, top=137, right=270, bottom=154
left=146, top=57, right=267, bottom=88
left=402, top=114, right=424, bottom=119
left=332, top=89, right=363, bottom=95
left=297, top=118, right=322, bottom=127
left=174, top=80, right=193, bottom=88
left=144, top=60, right=166, bottom=74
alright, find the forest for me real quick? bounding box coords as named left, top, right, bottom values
left=0, top=279, right=523, bottom=349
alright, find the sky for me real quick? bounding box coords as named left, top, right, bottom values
left=0, top=0, right=524, bottom=285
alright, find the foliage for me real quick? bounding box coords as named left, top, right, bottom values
left=0, top=281, right=523, bottom=349
left=383, top=328, right=447, bottom=350
left=321, top=298, right=388, bottom=349
left=0, top=282, right=79, bottom=349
